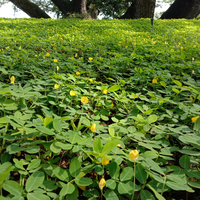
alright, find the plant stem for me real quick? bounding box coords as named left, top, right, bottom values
left=131, top=161, right=136, bottom=200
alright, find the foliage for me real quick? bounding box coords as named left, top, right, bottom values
left=0, top=18, right=200, bottom=200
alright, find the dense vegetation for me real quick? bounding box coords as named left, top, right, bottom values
left=0, top=18, right=200, bottom=200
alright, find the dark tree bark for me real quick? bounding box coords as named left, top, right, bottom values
left=161, top=0, right=200, bottom=19
left=51, top=0, right=98, bottom=19
left=9, top=0, right=50, bottom=18
left=120, top=0, right=156, bottom=19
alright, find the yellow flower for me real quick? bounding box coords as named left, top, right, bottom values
left=110, top=103, right=114, bottom=107
left=125, top=46, right=128, bottom=48
left=81, top=96, right=89, bottom=104
left=193, top=45, right=196, bottom=48
left=43, top=56, right=45, bottom=59
left=192, top=116, right=199, bottom=123
left=10, top=76, right=15, bottom=84
left=89, top=57, right=93, bottom=61
left=181, top=46, right=184, bottom=50
left=134, top=43, right=136, bottom=45
left=54, top=84, right=59, bottom=89
left=70, top=90, right=75, bottom=96
left=192, top=58, right=195, bottom=61
left=131, top=53, right=134, bottom=56
left=35, top=55, right=37, bottom=57
left=19, top=46, right=21, bottom=50
left=129, top=150, right=139, bottom=162
left=89, top=79, right=93, bottom=82
left=54, top=59, right=58, bottom=62
left=152, top=77, right=158, bottom=84
left=75, top=53, right=78, bottom=57
left=91, top=123, right=96, bottom=132
left=102, top=89, right=107, bottom=94
left=71, top=57, right=74, bottom=60
left=117, top=144, right=121, bottom=147
left=57, top=66, right=59, bottom=71
left=102, top=156, right=109, bottom=165
left=76, top=72, right=80, bottom=75
left=99, top=178, right=106, bottom=190
left=17, top=54, right=19, bottom=58
left=46, top=52, right=50, bottom=56
left=192, top=70, right=195, bottom=74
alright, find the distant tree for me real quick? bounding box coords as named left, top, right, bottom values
left=1, top=0, right=200, bottom=19
left=161, top=0, right=200, bottom=19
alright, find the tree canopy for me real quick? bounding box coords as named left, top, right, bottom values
left=1, top=0, right=200, bottom=19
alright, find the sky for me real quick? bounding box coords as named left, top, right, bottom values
left=0, top=2, right=170, bottom=19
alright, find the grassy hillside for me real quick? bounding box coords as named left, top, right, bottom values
left=0, top=18, right=200, bottom=200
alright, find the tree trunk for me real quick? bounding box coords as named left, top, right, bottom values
left=161, top=0, right=200, bottom=19
left=120, top=0, right=156, bottom=19
left=9, top=0, right=50, bottom=18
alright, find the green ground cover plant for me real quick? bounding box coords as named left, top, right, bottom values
left=0, top=18, right=200, bottom=200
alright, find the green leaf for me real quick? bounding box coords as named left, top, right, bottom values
left=75, top=177, right=92, bottom=186
left=13, top=158, right=25, bottom=170
left=106, top=179, right=116, bottom=190
left=108, top=162, right=119, bottom=179
left=120, top=167, right=134, bottom=182
left=147, top=184, right=166, bottom=200
left=53, top=118, right=62, bottom=132
left=25, top=171, right=45, bottom=192
left=69, top=131, right=80, bottom=144
left=188, top=182, right=200, bottom=189
left=6, top=144, right=26, bottom=154
left=27, top=159, right=41, bottom=171
left=147, top=115, right=157, bottom=123
left=93, top=138, right=102, bottom=154
left=27, top=192, right=50, bottom=200
left=50, top=141, right=61, bottom=154
left=3, top=180, right=23, bottom=196
left=36, top=126, right=55, bottom=136
left=52, top=166, right=69, bottom=182
left=166, top=181, right=191, bottom=191
left=144, top=158, right=164, bottom=175
left=108, top=127, right=115, bottom=137
left=118, top=182, right=132, bottom=195
left=54, top=141, right=72, bottom=150
left=173, top=79, right=182, bottom=87
left=172, top=88, right=179, bottom=94
left=179, top=155, right=190, bottom=169
left=60, top=182, right=75, bottom=196
left=143, top=151, right=158, bottom=159
left=135, top=164, right=147, bottom=184
left=104, top=189, right=119, bottom=200
left=43, top=117, right=52, bottom=127
left=102, top=139, right=119, bottom=155
left=0, top=165, right=15, bottom=191
left=70, top=157, right=81, bottom=177
left=26, top=146, right=40, bottom=154
left=0, top=162, right=12, bottom=174
left=0, top=196, right=9, bottom=200
left=107, top=85, right=120, bottom=92
left=140, top=190, right=155, bottom=200
left=160, top=81, right=166, bottom=87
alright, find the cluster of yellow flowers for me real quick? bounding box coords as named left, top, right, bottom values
left=99, top=149, right=139, bottom=191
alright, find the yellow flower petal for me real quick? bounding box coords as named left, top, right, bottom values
left=54, top=84, right=59, bottom=89
left=129, top=150, right=139, bottom=162
left=99, top=178, right=106, bottom=190
left=91, top=123, right=96, bottom=132
left=192, top=116, right=199, bottom=123
left=10, top=76, right=15, bottom=84
left=102, top=89, right=107, bottom=94
left=76, top=72, right=80, bottom=75
left=102, top=156, right=109, bottom=165
left=70, top=90, right=75, bottom=96
left=54, top=59, right=58, bottom=62
left=89, top=57, right=93, bottom=61
left=81, top=96, right=89, bottom=104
